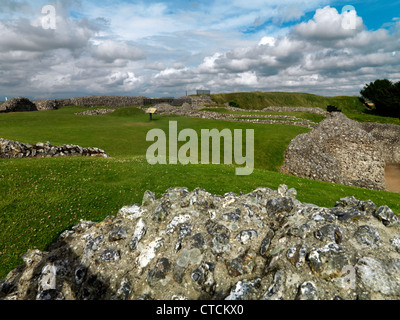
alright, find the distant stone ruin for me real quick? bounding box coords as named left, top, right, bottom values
left=35, top=96, right=146, bottom=110
left=0, top=97, right=37, bottom=113
left=1, top=186, right=399, bottom=300
left=35, top=95, right=195, bottom=110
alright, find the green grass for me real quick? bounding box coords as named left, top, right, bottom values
left=0, top=103, right=399, bottom=279
left=0, top=106, right=308, bottom=171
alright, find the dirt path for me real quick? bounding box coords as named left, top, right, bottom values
left=385, top=163, right=400, bottom=193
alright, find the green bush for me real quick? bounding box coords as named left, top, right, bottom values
left=229, top=100, right=241, bottom=108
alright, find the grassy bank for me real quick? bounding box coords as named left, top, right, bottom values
left=211, top=91, right=365, bottom=114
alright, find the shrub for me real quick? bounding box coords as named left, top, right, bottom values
left=229, top=100, right=241, bottom=108
left=360, top=79, right=400, bottom=118
left=327, top=105, right=341, bottom=113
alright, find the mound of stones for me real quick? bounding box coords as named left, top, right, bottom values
left=0, top=138, right=109, bottom=159
left=0, top=97, right=37, bottom=113
left=282, top=112, right=386, bottom=190
left=1, top=185, right=399, bottom=300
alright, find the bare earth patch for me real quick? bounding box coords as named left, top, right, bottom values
left=385, top=163, right=400, bottom=193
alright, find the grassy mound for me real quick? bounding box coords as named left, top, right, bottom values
left=211, top=92, right=364, bottom=112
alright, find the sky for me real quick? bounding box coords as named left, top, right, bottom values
left=0, top=0, right=400, bottom=100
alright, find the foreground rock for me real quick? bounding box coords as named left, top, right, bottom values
left=0, top=138, right=109, bottom=159
left=282, top=112, right=386, bottom=190
left=0, top=97, right=37, bottom=113
left=1, top=185, right=399, bottom=300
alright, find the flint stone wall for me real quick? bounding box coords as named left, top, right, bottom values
left=360, top=122, right=400, bottom=163
left=34, top=96, right=197, bottom=110
left=281, top=113, right=387, bottom=190
left=1, top=185, right=399, bottom=300
left=0, top=138, right=109, bottom=159
left=34, top=96, right=146, bottom=110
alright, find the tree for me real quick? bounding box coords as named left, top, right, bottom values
left=360, top=79, right=400, bottom=118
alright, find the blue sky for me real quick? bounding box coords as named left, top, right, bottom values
left=0, top=0, right=399, bottom=99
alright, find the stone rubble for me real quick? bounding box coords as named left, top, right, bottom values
left=0, top=138, right=109, bottom=159
left=1, top=185, right=399, bottom=300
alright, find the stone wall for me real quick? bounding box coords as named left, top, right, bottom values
left=35, top=96, right=195, bottom=110
left=35, top=96, right=146, bottom=110
left=1, top=185, right=400, bottom=300
left=0, top=138, right=109, bottom=159
left=360, top=122, right=400, bottom=163
left=281, top=113, right=386, bottom=190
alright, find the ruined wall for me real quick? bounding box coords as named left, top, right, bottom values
left=35, top=96, right=194, bottom=110
left=0, top=138, right=109, bottom=159
left=0, top=97, right=37, bottom=113
left=281, top=113, right=386, bottom=190
left=35, top=96, right=146, bottom=109
left=360, top=122, right=400, bottom=164
left=1, top=186, right=400, bottom=300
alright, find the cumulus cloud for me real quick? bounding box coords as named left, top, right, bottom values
left=147, top=5, right=400, bottom=96
left=294, top=6, right=364, bottom=41
left=91, top=40, right=145, bottom=63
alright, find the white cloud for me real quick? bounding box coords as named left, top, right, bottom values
left=258, top=37, right=276, bottom=46
left=294, top=6, right=364, bottom=41
left=91, top=40, right=145, bottom=62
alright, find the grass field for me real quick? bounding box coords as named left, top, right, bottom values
left=0, top=96, right=399, bottom=279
